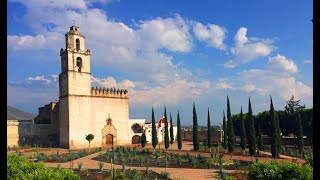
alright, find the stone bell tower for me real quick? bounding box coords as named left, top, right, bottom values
left=58, top=25, right=92, bottom=148
left=59, top=25, right=92, bottom=97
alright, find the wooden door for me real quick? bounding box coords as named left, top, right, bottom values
left=132, top=135, right=141, bottom=144
left=106, top=134, right=113, bottom=145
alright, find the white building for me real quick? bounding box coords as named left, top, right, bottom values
left=129, top=116, right=177, bottom=144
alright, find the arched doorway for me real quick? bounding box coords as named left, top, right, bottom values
left=132, top=135, right=141, bottom=144
left=106, top=134, right=113, bottom=145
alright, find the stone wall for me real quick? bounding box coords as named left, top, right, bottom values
left=7, top=120, right=58, bottom=147
left=7, top=120, right=19, bottom=147
left=182, top=130, right=223, bottom=144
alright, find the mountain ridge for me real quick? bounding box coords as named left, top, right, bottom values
left=7, top=106, right=36, bottom=120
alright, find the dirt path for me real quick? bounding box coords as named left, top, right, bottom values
left=42, top=141, right=306, bottom=179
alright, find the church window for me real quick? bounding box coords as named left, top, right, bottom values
left=76, top=39, right=80, bottom=51
left=107, top=118, right=112, bottom=126
left=76, top=57, right=82, bottom=72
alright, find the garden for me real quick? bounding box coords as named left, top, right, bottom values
left=92, top=146, right=250, bottom=170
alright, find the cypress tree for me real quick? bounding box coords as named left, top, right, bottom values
left=164, top=106, right=169, bottom=151
left=193, top=103, right=199, bottom=156
left=270, top=96, right=281, bottom=159
left=240, top=107, right=247, bottom=155
left=257, top=120, right=264, bottom=152
left=207, top=108, right=212, bottom=152
left=247, top=98, right=256, bottom=158
left=151, top=107, right=158, bottom=152
left=295, top=112, right=304, bottom=158
left=169, top=113, right=174, bottom=147
left=222, top=111, right=228, bottom=152
left=177, top=111, right=182, bottom=153
left=141, top=130, right=147, bottom=148
left=227, top=96, right=235, bottom=157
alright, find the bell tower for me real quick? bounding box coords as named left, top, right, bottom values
left=59, top=25, right=92, bottom=97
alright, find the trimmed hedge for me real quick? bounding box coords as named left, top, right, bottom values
left=7, top=154, right=80, bottom=180
left=249, top=161, right=313, bottom=180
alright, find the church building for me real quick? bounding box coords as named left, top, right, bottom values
left=7, top=25, right=177, bottom=149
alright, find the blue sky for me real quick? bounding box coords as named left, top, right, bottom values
left=7, top=0, right=313, bottom=126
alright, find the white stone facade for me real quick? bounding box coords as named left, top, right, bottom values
left=129, top=117, right=178, bottom=145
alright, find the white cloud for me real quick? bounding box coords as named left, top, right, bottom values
left=193, top=22, right=227, bottom=50
left=7, top=32, right=63, bottom=51
left=268, top=54, right=298, bottom=73
left=138, top=15, right=192, bottom=52
left=225, top=27, right=274, bottom=68
left=223, top=60, right=237, bottom=68
left=303, top=60, right=312, bottom=64
left=27, top=75, right=52, bottom=84
left=239, top=69, right=312, bottom=101
left=214, top=78, right=233, bottom=90
left=91, top=76, right=211, bottom=107
left=234, top=27, right=248, bottom=45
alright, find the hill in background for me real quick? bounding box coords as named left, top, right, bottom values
left=7, top=106, right=36, bottom=120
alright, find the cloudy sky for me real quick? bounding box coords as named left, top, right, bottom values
left=7, top=0, right=313, bottom=126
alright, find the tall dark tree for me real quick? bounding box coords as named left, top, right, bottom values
left=169, top=113, right=174, bottom=148
left=141, top=130, right=147, bottom=148
left=164, top=106, right=169, bottom=151
left=177, top=111, right=182, bottom=153
left=270, top=96, right=282, bottom=159
left=240, top=107, right=247, bottom=155
left=222, top=111, right=228, bottom=152
left=193, top=103, right=199, bottom=156
left=295, top=112, right=304, bottom=158
left=256, top=120, right=264, bottom=152
left=151, top=107, right=158, bottom=152
left=247, top=98, right=256, bottom=158
left=284, top=95, right=305, bottom=150
left=227, top=96, right=235, bottom=157
left=207, top=108, right=212, bottom=152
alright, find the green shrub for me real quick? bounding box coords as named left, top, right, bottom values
left=98, top=161, right=104, bottom=170
left=77, top=162, right=83, bottom=170
left=7, top=154, right=80, bottom=180
left=304, top=154, right=313, bottom=167
left=249, top=161, right=313, bottom=180
left=131, top=169, right=141, bottom=180
left=160, top=171, right=170, bottom=179
left=34, top=153, right=48, bottom=161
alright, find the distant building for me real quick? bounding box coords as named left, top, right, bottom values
left=129, top=116, right=177, bottom=144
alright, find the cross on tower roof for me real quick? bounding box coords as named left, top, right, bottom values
left=73, top=20, right=76, bottom=26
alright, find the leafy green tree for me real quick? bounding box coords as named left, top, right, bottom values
left=164, top=106, right=169, bottom=151
left=207, top=108, right=212, bottom=152
left=227, top=96, right=235, bottom=157
left=284, top=95, right=306, bottom=137
left=169, top=113, right=174, bottom=147
left=85, top=134, right=94, bottom=152
left=270, top=96, right=282, bottom=159
left=177, top=111, right=182, bottom=153
left=222, top=111, right=228, bottom=152
left=141, top=130, right=147, bottom=149
left=193, top=102, right=199, bottom=156
left=240, top=107, right=247, bottom=155
left=284, top=95, right=305, bottom=153
left=247, top=98, right=256, bottom=158
left=151, top=107, right=158, bottom=152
